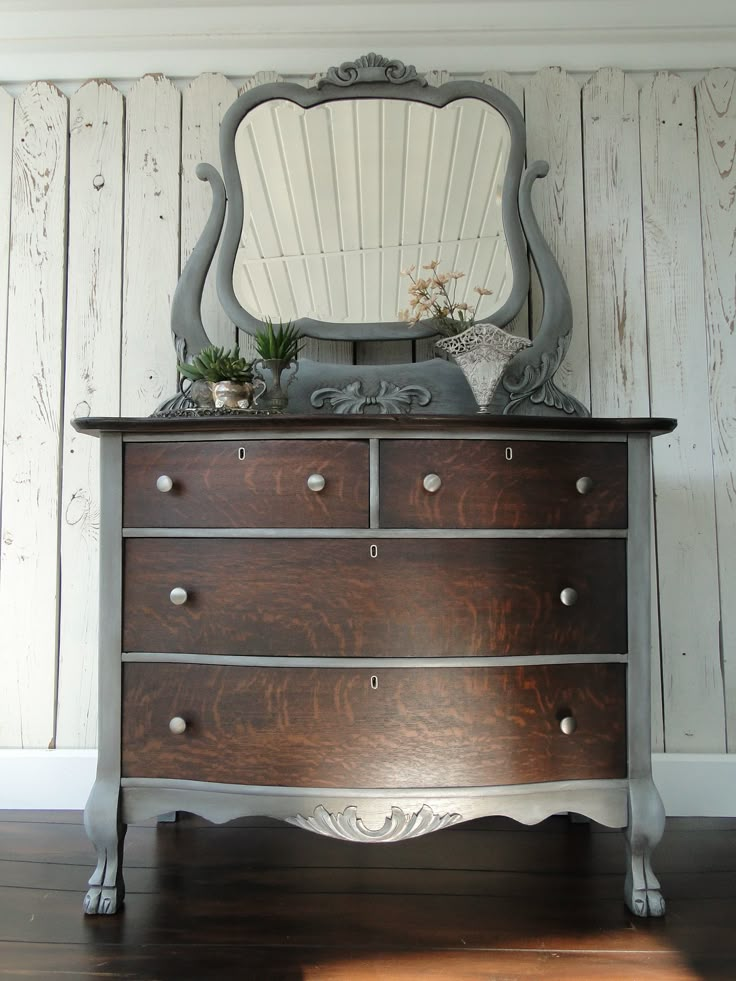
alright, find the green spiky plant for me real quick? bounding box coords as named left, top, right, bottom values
left=254, top=320, right=304, bottom=362
left=177, top=345, right=253, bottom=384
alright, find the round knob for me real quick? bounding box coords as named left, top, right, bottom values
left=576, top=476, right=594, bottom=495
left=559, top=715, right=577, bottom=735
left=423, top=473, right=442, bottom=493
left=560, top=587, right=578, bottom=607
left=307, top=473, right=326, bottom=493
left=169, top=716, right=187, bottom=735
left=156, top=474, right=174, bottom=493
left=169, top=587, right=188, bottom=606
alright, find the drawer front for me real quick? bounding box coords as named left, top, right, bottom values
left=379, top=439, right=628, bottom=529
left=121, top=662, right=627, bottom=787
left=123, top=439, right=369, bottom=528
left=123, top=538, right=626, bottom=657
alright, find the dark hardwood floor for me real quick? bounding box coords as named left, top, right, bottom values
left=1, top=810, right=734, bottom=980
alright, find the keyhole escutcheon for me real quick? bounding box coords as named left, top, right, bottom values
left=505, top=446, right=513, bottom=461
left=369, top=544, right=378, bottom=559
left=370, top=675, right=379, bottom=690
left=237, top=447, right=246, bottom=461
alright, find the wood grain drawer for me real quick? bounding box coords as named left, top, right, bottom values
left=121, top=662, right=627, bottom=787
left=123, top=538, right=626, bottom=657
left=123, top=440, right=369, bottom=528
left=379, top=440, right=628, bottom=528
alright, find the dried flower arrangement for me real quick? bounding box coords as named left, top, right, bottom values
left=398, top=259, right=493, bottom=337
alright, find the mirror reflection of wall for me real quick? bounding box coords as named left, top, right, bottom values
left=233, top=98, right=513, bottom=328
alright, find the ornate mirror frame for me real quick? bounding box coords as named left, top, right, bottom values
left=166, top=54, right=588, bottom=417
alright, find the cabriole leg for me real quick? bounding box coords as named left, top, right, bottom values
left=83, top=779, right=127, bottom=915
left=625, top=777, right=666, bottom=917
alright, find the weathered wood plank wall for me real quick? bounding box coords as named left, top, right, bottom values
left=0, top=68, right=733, bottom=756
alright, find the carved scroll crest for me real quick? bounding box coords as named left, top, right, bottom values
left=319, top=53, right=425, bottom=88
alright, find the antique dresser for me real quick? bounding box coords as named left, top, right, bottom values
left=75, top=55, right=675, bottom=918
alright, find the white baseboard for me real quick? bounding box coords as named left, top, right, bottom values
left=1, top=750, right=734, bottom=815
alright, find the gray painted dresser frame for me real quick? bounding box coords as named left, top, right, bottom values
left=77, top=414, right=674, bottom=919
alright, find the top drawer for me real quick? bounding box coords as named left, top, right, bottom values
left=380, top=439, right=627, bottom=529
left=123, top=439, right=370, bottom=528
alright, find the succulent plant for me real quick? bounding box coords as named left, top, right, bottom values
left=255, top=320, right=304, bottom=361
left=177, top=345, right=253, bottom=384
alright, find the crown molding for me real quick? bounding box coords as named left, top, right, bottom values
left=0, top=2, right=735, bottom=82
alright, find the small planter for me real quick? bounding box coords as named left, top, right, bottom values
left=209, top=378, right=266, bottom=410
left=435, top=323, right=531, bottom=413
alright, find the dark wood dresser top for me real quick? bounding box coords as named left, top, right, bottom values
left=73, top=413, right=677, bottom=437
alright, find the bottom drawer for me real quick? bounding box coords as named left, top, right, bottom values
left=122, top=662, right=627, bottom=789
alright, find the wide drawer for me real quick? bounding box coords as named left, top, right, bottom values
left=123, top=538, right=627, bottom=657
left=379, top=439, right=628, bottom=528
left=121, top=662, right=627, bottom=788
left=123, top=439, right=369, bottom=528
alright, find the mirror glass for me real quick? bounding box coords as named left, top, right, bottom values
left=232, top=97, right=513, bottom=328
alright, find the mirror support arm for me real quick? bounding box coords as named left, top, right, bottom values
left=170, top=162, right=226, bottom=366
left=501, top=161, right=589, bottom=417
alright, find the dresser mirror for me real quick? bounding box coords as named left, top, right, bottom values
left=231, top=97, right=515, bottom=330
left=166, top=54, right=587, bottom=416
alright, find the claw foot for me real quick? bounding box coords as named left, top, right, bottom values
left=83, top=884, right=123, bottom=915
left=626, top=886, right=665, bottom=918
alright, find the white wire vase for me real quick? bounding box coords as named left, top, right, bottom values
left=435, top=323, right=532, bottom=413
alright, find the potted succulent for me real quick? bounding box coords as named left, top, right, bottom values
left=177, top=345, right=266, bottom=410
left=399, top=260, right=531, bottom=412
left=253, top=320, right=304, bottom=412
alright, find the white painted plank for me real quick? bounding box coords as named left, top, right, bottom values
left=120, top=74, right=181, bottom=415
left=697, top=68, right=736, bottom=750
left=641, top=72, right=725, bottom=752
left=0, top=82, right=68, bottom=748
left=525, top=67, right=591, bottom=411
left=0, top=88, right=14, bottom=511
left=55, top=81, right=124, bottom=749
left=181, top=73, right=239, bottom=354
left=581, top=69, right=665, bottom=750
left=582, top=68, right=651, bottom=416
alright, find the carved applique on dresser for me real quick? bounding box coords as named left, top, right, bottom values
left=287, top=804, right=463, bottom=842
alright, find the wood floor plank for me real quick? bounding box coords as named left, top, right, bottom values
left=0, top=942, right=716, bottom=981
left=4, top=884, right=736, bottom=957
left=0, top=813, right=735, bottom=978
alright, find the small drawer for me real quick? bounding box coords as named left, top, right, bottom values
left=121, top=662, right=627, bottom=788
left=123, top=439, right=369, bottom=528
left=123, top=537, right=626, bottom=657
left=379, top=439, right=627, bottom=528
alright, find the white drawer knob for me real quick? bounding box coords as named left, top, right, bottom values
left=559, top=715, right=577, bottom=735
left=169, top=587, right=188, bottom=606
left=307, top=473, right=326, bottom=492
left=423, top=473, right=442, bottom=493
left=576, top=476, right=593, bottom=495
left=156, top=474, right=174, bottom=493
left=560, top=587, right=578, bottom=607
left=169, top=716, right=187, bottom=735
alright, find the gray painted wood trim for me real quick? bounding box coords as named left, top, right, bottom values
left=90, top=433, right=123, bottom=789
left=122, top=526, right=629, bottom=539
left=369, top=438, right=379, bottom=529
left=121, top=652, right=628, bottom=668
left=214, top=76, right=530, bottom=342
left=122, top=778, right=626, bottom=828
left=627, top=434, right=656, bottom=780
left=121, top=779, right=629, bottom=830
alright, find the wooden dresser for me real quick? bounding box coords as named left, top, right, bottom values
left=74, top=413, right=675, bottom=918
